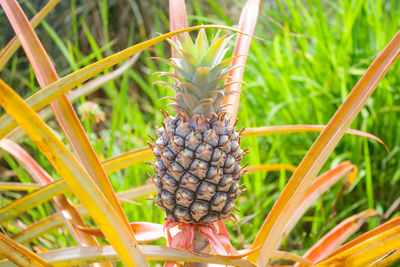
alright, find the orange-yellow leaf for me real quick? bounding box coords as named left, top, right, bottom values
left=223, top=0, right=260, bottom=123
left=296, top=209, right=379, bottom=267
left=282, top=162, right=357, bottom=240
left=314, top=223, right=400, bottom=266
left=0, top=245, right=257, bottom=267
left=0, top=0, right=60, bottom=71
left=224, top=247, right=312, bottom=266
left=0, top=182, right=40, bottom=191
left=102, top=147, right=154, bottom=173
left=0, top=179, right=68, bottom=223
left=326, top=216, right=400, bottom=259
left=0, top=139, right=105, bottom=251
left=0, top=232, right=51, bottom=267
left=76, top=222, right=165, bottom=242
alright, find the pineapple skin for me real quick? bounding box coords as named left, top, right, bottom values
left=150, top=114, right=245, bottom=224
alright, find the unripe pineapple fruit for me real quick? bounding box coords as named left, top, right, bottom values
left=149, top=30, right=247, bottom=224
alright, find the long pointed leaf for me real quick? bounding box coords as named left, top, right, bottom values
left=249, top=29, right=400, bottom=266
left=169, top=0, right=188, bottom=58
left=0, top=0, right=60, bottom=71
left=0, top=179, right=68, bottom=223
left=0, top=245, right=256, bottom=267
left=12, top=183, right=156, bottom=244
left=0, top=79, right=148, bottom=266
left=296, top=209, right=379, bottom=266
left=0, top=232, right=51, bottom=267
left=102, top=147, right=154, bottom=173
left=0, top=139, right=107, bottom=260
left=77, top=222, right=165, bottom=242
left=282, top=162, right=357, bottom=239
left=314, top=224, right=400, bottom=266
left=0, top=182, right=40, bottom=191
left=222, top=0, right=260, bottom=123
left=326, top=216, right=400, bottom=261
left=0, top=146, right=158, bottom=226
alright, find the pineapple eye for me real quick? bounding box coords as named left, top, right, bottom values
left=211, top=192, right=228, bottom=212
left=190, top=200, right=209, bottom=221
left=197, top=181, right=217, bottom=201
left=180, top=173, right=200, bottom=188
left=175, top=188, right=195, bottom=207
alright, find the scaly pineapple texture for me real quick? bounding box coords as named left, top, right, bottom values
left=149, top=30, right=247, bottom=224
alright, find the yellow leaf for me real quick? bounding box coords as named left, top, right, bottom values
left=0, top=245, right=257, bottom=267
left=0, top=0, right=60, bottom=71
left=0, top=232, right=51, bottom=267
left=315, top=223, right=400, bottom=266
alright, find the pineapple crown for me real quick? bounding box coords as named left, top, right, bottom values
left=155, top=29, right=241, bottom=118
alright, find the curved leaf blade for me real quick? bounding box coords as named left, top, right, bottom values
left=326, top=216, right=400, bottom=262
left=282, top=162, right=357, bottom=239
left=0, top=0, right=60, bottom=71
left=222, top=0, right=260, bottom=123
left=77, top=222, right=165, bottom=242
left=315, top=223, right=400, bottom=266
left=12, top=183, right=155, bottom=244
left=0, top=179, right=68, bottom=223
left=0, top=139, right=108, bottom=254
left=102, top=147, right=154, bottom=173
left=0, top=245, right=256, bottom=267
left=0, top=182, right=41, bottom=191
left=0, top=232, right=51, bottom=267
left=296, top=209, right=379, bottom=267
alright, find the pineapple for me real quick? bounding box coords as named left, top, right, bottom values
left=149, top=30, right=247, bottom=224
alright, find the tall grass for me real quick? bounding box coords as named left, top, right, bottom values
left=1, top=0, right=399, bottom=258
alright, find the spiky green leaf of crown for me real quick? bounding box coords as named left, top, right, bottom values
left=156, top=30, right=239, bottom=117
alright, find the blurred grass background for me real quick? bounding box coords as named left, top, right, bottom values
left=1, top=0, right=399, bottom=259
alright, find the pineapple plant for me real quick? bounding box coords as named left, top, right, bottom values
left=149, top=30, right=247, bottom=224
left=1, top=1, right=400, bottom=266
